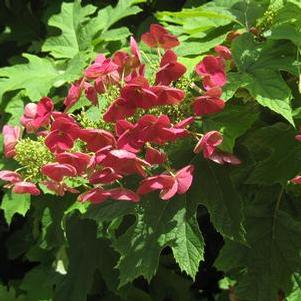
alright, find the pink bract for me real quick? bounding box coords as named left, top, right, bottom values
left=0, top=170, right=23, bottom=183
left=141, top=24, right=180, bottom=49
left=145, top=146, right=166, bottom=165
left=155, top=50, right=186, bottom=85
left=79, top=187, right=139, bottom=204
left=12, top=182, right=40, bottom=196
left=195, top=55, right=227, bottom=90
left=79, top=129, right=116, bottom=152
left=138, top=165, right=194, bottom=200
left=193, top=87, right=225, bottom=116
left=41, top=163, right=77, bottom=182
left=194, top=131, right=223, bottom=158
left=56, top=152, right=91, bottom=175
left=3, top=125, right=21, bottom=158
left=214, top=45, right=232, bottom=60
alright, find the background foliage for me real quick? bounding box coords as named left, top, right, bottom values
left=1, top=0, right=301, bottom=300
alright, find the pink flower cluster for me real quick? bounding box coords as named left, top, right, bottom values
left=0, top=24, right=240, bottom=203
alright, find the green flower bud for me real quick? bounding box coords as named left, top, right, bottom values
left=14, top=137, right=54, bottom=181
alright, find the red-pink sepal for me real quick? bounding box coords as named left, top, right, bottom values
left=0, top=170, right=22, bottom=183
left=209, top=151, right=241, bottom=165
left=41, top=163, right=77, bottom=182
left=145, top=146, right=166, bottom=165
left=137, top=165, right=194, bottom=200
left=12, top=182, right=40, bottom=196
left=101, top=149, right=151, bottom=177
left=121, top=76, right=158, bottom=109
left=291, top=175, right=301, bottom=184
left=79, top=129, right=116, bottom=152
left=194, top=131, right=223, bottom=158
left=141, top=24, right=180, bottom=49
left=115, top=120, right=134, bottom=137
left=45, top=131, right=74, bottom=154
left=195, top=55, right=226, bottom=90
left=103, top=97, right=136, bottom=122
left=84, top=82, right=98, bottom=106
left=79, top=187, right=139, bottom=204
left=193, top=87, right=225, bottom=116
left=84, top=58, right=119, bottom=80
left=56, top=152, right=91, bottom=175
left=155, top=50, right=186, bottom=85
left=89, top=167, right=123, bottom=184
left=214, top=45, right=232, bottom=60
left=64, top=79, right=84, bottom=111
left=43, top=180, right=79, bottom=196
left=21, top=97, right=53, bottom=132
left=3, top=125, right=21, bottom=158
left=175, top=117, right=195, bottom=129
left=113, top=37, right=142, bottom=75
left=151, top=85, right=185, bottom=106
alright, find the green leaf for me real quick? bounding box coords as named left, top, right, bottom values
left=222, top=72, right=250, bottom=101
left=266, top=0, right=301, bottom=47
left=4, top=91, right=24, bottom=125
left=0, top=192, right=30, bottom=225
left=42, top=1, right=97, bottom=59
left=192, top=157, right=245, bottom=241
left=0, top=54, right=59, bottom=102
left=54, top=214, right=120, bottom=301
left=217, top=186, right=301, bottom=301
left=287, top=274, right=301, bottom=301
left=85, top=200, right=135, bottom=223
left=150, top=264, right=194, bottom=301
left=43, top=0, right=145, bottom=59
left=20, top=266, right=61, bottom=301
left=267, top=24, right=301, bottom=47
left=243, top=123, right=301, bottom=185
left=246, top=70, right=294, bottom=124
left=113, top=195, right=204, bottom=287
left=204, top=102, right=259, bottom=152
left=0, top=284, right=25, bottom=301
left=174, top=34, right=227, bottom=57
left=96, top=0, right=145, bottom=32
left=156, top=6, right=234, bottom=34
left=54, top=52, right=91, bottom=86
left=231, top=33, right=296, bottom=124
left=96, top=27, right=131, bottom=42
left=204, top=0, right=268, bottom=28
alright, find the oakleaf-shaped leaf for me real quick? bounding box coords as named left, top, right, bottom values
left=231, top=33, right=297, bottom=124
left=0, top=54, right=59, bottom=102
left=42, top=0, right=145, bottom=59
left=95, top=0, right=146, bottom=32
left=113, top=195, right=204, bottom=287
left=42, top=1, right=97, bottom=59
left=191, top=157, right=245, bottom=241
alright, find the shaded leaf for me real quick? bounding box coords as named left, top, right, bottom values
left=243, top=123, right=301, bottom=185
left=0, top=192, right=30, bottom=225
left=113, top=195, right=204, bottom=287
left=204, top=102, right=259, bottom=152
left=54, top=214, right=120, bottom=301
